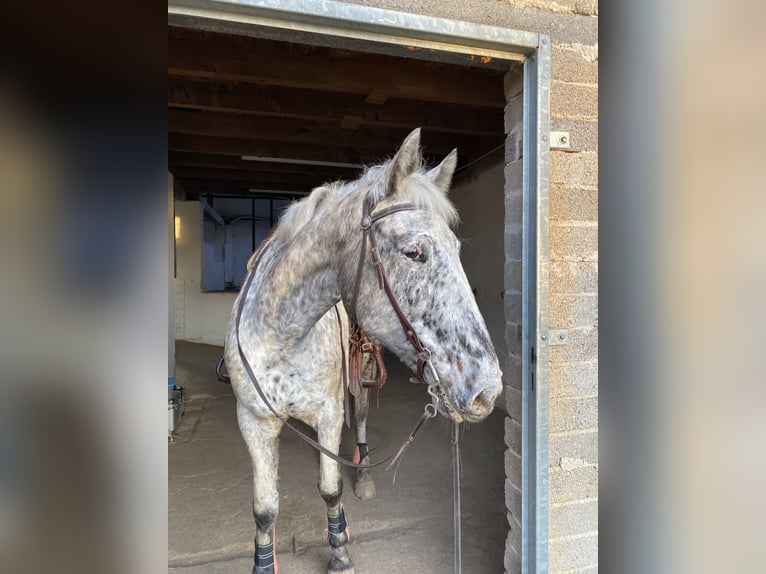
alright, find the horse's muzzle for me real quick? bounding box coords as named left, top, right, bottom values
left=463, top=386, right=497, bottom=422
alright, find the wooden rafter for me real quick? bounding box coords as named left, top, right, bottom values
left=167, top=26, right=509, bottom=198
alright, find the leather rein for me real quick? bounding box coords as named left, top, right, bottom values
left=234, top=196, right=443, bottom=471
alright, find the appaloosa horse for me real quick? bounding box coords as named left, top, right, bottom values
left=224, top=129, right=502, bottom=574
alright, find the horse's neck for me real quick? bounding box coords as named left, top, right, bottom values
left=249, top=211, right=349, bottom=350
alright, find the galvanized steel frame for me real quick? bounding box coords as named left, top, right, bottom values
left=522, top=37, right=551, bottom=574
left=167, top=1, right=551, bottom=571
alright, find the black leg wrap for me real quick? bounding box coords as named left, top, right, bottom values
left=327, top=506, right=349, bottom=547
left=253, top=540, right=275, bottom=574
left=357, top=442, right=369, bottom=461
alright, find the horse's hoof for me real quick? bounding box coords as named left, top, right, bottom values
left=253, top=566, right=276, bottom=574
left=353, top=471, right=377, bottom=501
left=328, top=545, right=354, bottom=573
left=328, top=556, right=354, bottom=574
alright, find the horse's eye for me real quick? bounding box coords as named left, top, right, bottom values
left=403, top=244, right=425, bottom=262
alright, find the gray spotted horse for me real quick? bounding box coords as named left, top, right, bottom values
left=224, top=128, right=502, bottom=574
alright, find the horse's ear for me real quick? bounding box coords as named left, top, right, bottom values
left=385, top=128, right=422, bottom=197
left=427, top=149, right=458, bottom=194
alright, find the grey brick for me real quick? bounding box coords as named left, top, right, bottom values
left=505, top=336, right=522, bottom=367
left=504, top=189, right=523, bottom=223
left=505, top=127, right=523, bottom=162
left=551, top=151, right=598, bottom=187
left=504, top=540, right=522, bottom=574
left=550, top=294, right=598, bottom=329
left=550, top=118, right=598, bottom=152
left=549, top=465, right=598, bottom=503
left=550, top=397, right=598, bottom=432
left=549, top=326, right=598, bottom=362
left=506, top=228, right=523, bottom=262
left=552, top=42, right=599, bottom=83
left=549, top=361, right=598, bottom=398
left=549, top=261, right=598, bottom=294
left=550, top=225, right=598, bottom=262
left=563, top=566, right=598, bottom=574
left=510, top=0, right=598, bottom=16
left=550, top=430, right=598, bottom=467
left=505, top=92, right=524, bottom=133
left=504, top=291, right=522, bottom=325
left=504, top=449, right=522, bottom=487
left=550, top=499, right=599, bottom=539
left=503, top=352, right=522, bottom=389
left=506, top=387, right=522, bottom=421
left=505, top=415, right=522, bottom=454
left=340, top=0, right=598, bottom=44
left=506, top=517, right=522, bottom=563
left=504, top=159, right=524, bottom=192
left=552, top=81, right=598, bottom=120
left=505, top=66, right=524, bottom=100
left=549, top=533, right=599, bottom=572
left=505, top=478, right=522, bottom=521
left=550, top=186, right=598, bottom=222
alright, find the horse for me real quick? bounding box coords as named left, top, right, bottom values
left=223, top=128, right=503, bottom=574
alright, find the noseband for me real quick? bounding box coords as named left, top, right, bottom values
left=348, top=196, right=455, bottom=418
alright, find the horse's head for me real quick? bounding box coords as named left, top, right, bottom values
left=339, top=128, right=502, bottom=423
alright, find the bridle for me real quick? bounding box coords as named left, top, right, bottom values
left=349, top=195, right=458, bottom=419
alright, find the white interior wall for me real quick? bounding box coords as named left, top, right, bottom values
left=168, top=174, right=176, bottom=376
left=174, top=199, right=237, bottom=345
left=451, top=163, right=508, bottom=385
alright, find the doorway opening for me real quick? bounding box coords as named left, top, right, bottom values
left=168, top=2, right=550, bottom=571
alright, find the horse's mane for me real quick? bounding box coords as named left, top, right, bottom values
left=271, top=154, right=459, bottom=246
left=272, top=181, right=342, bottom=244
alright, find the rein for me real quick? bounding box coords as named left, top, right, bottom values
left=351, top=195, right=464, bottom=574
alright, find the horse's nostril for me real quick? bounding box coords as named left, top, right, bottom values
left=470, top=388, right=494, bottom=414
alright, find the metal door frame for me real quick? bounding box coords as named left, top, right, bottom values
left=167, top=1, right=551, bottom=570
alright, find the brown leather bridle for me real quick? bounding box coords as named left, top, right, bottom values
left=349, top=196, right=440, bottom=388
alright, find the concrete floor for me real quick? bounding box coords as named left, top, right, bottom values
left=169, top=341, right=507, bottom=573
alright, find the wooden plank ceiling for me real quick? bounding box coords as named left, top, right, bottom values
left=168, top=26, right=508, bottom=198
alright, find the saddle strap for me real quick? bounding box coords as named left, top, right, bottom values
left=349, top=323, right=387, bottom=389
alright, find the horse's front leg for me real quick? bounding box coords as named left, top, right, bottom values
left=238, top=404, right=282, bottom=574
left=353, top=386, right=376, bottom=500
left=317, top=408, right=355, bottom=574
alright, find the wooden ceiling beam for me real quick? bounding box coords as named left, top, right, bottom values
left=177, top=178, right=312, bottom=194
left=168, top=151, right=361, bottom=177
left=168, top=35, right=505, bottom=108
left=168, top=110, right=493, bottom=157
left=169, top=166, right=345, bottom=187
left=168, top=78, right=503, bottom=136
left=170, top=133, right=388, bottom=165
left=168, top=133, right=452, bottom=169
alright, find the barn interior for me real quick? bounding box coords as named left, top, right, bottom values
left=168, top=23, right=518, bottom=573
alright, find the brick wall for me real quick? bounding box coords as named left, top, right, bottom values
left=499, top=4, right=598, bottom=572
left=503, top=66, right=525, bottom=573
left=545, top=11, right=599, bottom=574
